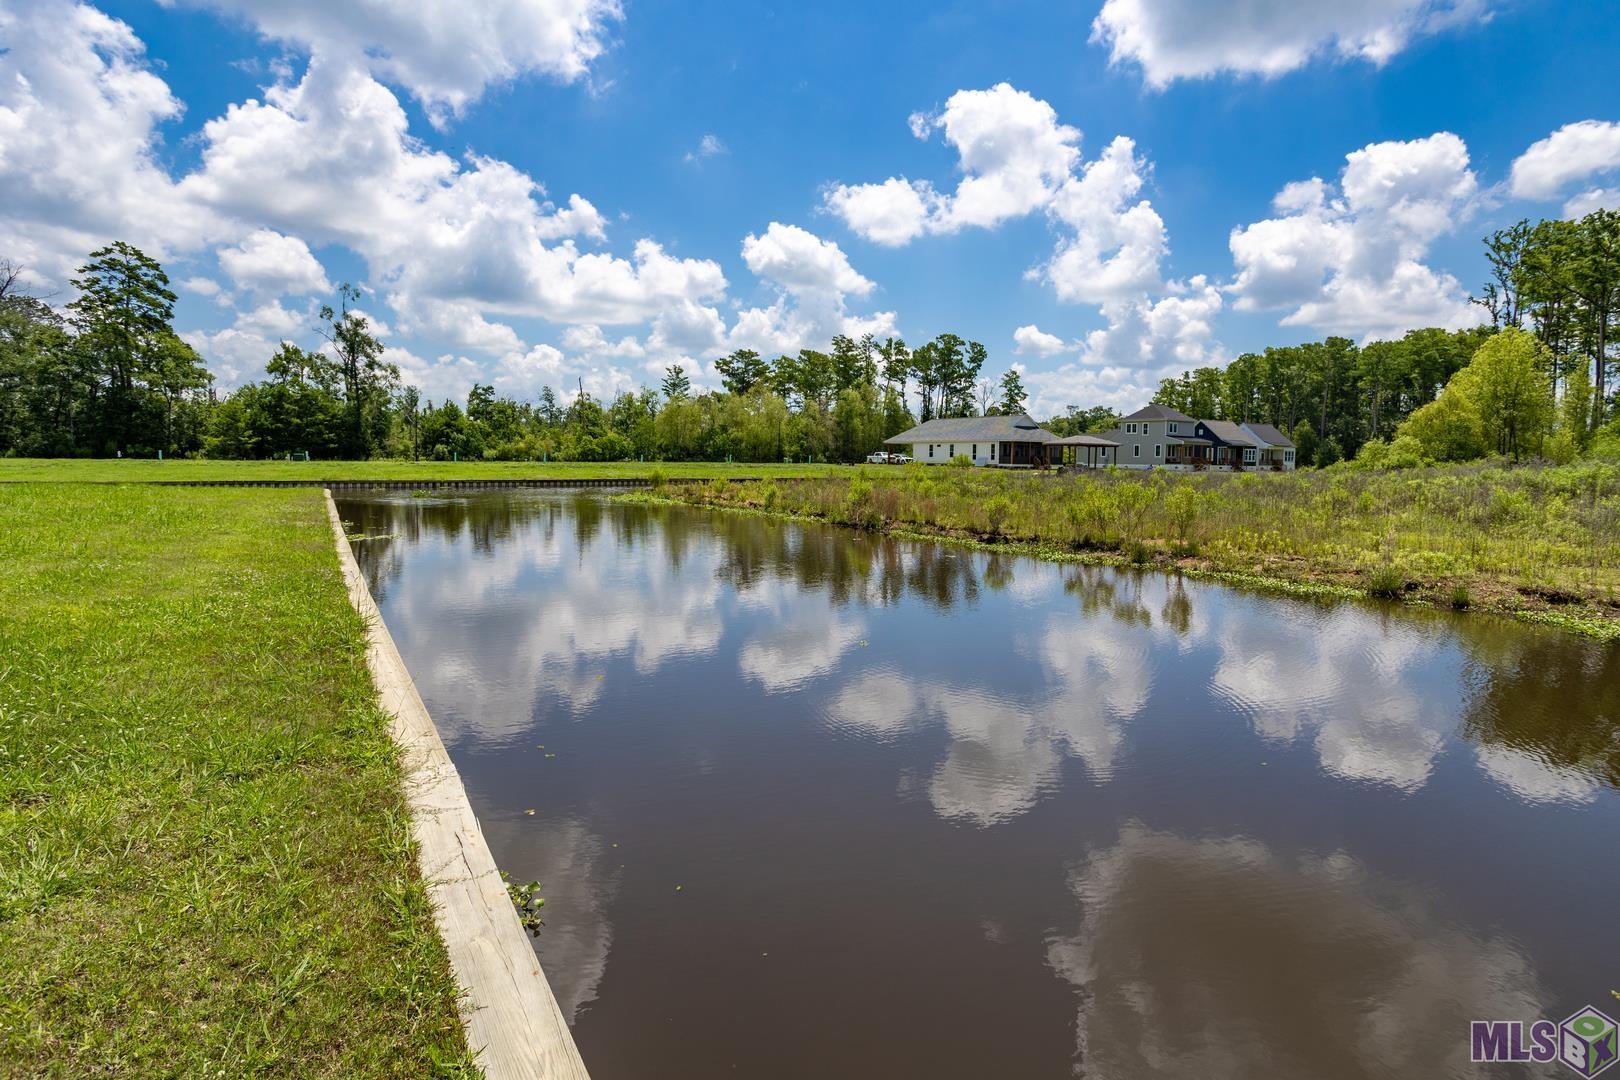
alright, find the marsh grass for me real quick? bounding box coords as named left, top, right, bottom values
left=643, top=461, right=1620, bottom=637
left=1363, top=564, right=1409, bottom=599
left=0, top=485, right=474, bottom=1076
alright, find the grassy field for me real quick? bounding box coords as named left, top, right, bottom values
left=0, top=485, right=474, bottom=1076
left=634, top=461, right=1620, bottom=639
left=0, top=458, right=844, bottom=483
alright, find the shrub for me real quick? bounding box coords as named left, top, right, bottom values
left=1448, top=583, right=1472, bottom=609
left=844, top=474, right=880, bottom=529
left=983, top=494, right=1015, bottom=536
left=1587, top=421, right=1620, bottom=462
left=1542, top=429, right=1580, bottom=465
left=1364, top=563, right=1407, bottom=598
left=1164, top=484, right=1201, bottom=542
left=946, top=454, right=973, bottom=468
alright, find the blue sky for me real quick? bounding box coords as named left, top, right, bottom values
left=3, top=0, right=1619, bottom=412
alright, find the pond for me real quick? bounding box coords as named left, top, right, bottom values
left=338, top=488, right=1620, bottom=1080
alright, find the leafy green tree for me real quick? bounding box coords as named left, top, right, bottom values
left=876, top=336, right=910, bottom=400
left=912, top=333, right=983, bottom=418
left=1395, top=328, right=1553, bottom=461
left=419, top=400, right=471, bottom=460
left=661, top=364, right=692, bottom=401
left=536, top=385, right=564, bottom=426
left=1398, top=388, right=1484, bottom=462
left=1466, top=327, right=1555, bottom=459
left=0, top=276, right=82, bottom=455
left=830, top=334, right=878, bottom=394
left=997, top=367, right=1028, bottom=415
left=714, top=349, right=768, bottom=395
left=608, top=388, right=659, bottom=458
left=909, top=340, right=938, bottom=420
left=316, top=284, right=397, bottom=458
left=1291, top=420, right=1318, bottom=467
left=1472, top=219, right=1532, bottom=329
left=1222, top=353, right=1262, bottom=421
left=69, top=241, right=209, bottom=454
left=655, top=396, right=702, bottom=458
left=1570, top=210, right=1618, bottom=430
left=794, top=349, right=836, bottom=410
left=833, top=383, right=884, bottom=462
left=1561, top=361, right=1593, bottom=451
left=396, top=385, right=421, bottom=458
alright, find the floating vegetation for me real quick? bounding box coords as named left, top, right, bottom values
left=501, top=872, right=546, bottom=937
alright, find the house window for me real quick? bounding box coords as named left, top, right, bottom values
left=1154, top=444, right=1162, bottom=458
left=1132, top=445, right=1140, bottom=458
left=990, top=443, right=997, bottom=460
left=1125, top=423, right=1137, bottom=434
left=1284, top=449, right=1294, bottom=461
left=1243, top=448, right=1257, bottom=464
left=949, top=444, right=955, bottom=458
left=928, top=443, right=935, bottom=459
left=1169, top=422, right=1179, bottom=434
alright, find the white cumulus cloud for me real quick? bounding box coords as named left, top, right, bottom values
left=1509, top=119, right=1620, bottom=218
left=1024, top=278, right=1226, bottom=415
left=824, top=84, right=1167, bottom=309
left=1091, top=0, right=1489, bottom=87
left=824, top=84, right=1082, bottom=243
left=1228, top=132, right=1480, bottom=339
left=1013, top=325, right=1068, bottom=358
left=0, top=0, right=225, bottom=280
left=216, top=228, right=331, bottom=297
left=171, top=0, right=623, bottom=121
left=741, top=222, right=874, bottom=303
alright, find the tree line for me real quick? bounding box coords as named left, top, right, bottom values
left=0, top=243, right=1023, bottom=463
left=1150, top=326, right=1494, bottom=467
left=1149, top=206, right=1619, bottom=468
left=1, top=209, right=1615, bottom=465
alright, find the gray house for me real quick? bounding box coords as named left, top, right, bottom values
left=1095, top=405, right=1206, bottom=468
left=1241, top=423, right=1297, bottom=469
left=1098, top=405, right=1296, bottom=471
left=884, top=413, right=1060, bottom=466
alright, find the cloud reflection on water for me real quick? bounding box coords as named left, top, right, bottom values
left=348, top=492, right=1618, bottom=823
left=1046, top=823, right=1556, bottom=1079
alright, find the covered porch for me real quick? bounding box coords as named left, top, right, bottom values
left=996, top=440, right=1054, bottom=467
left=1052, top=434, right=1119, bottom=469
left=1254, top=448, right=1289, bottom=470
left=1164, top=437, right=1212, bottom=467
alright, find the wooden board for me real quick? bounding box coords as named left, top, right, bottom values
left=326, top=491, right=591, bottom=1080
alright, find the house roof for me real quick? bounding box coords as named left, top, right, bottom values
left=1242, top=423, right=1294, bottom=448
left=1120, top=403, right=1195, bottom=423
left=1094, top=427, right=1205, bottom=445
left=1052, top=433, right=1119, bottom=447
left=884, top=413, right=1058, bottom=444
left=1198, top=419, right=1257, bottom=446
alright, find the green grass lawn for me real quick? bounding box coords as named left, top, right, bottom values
left=0, top=485, right=475, bottom=1076
left=0, top=458, right=848, bottom=483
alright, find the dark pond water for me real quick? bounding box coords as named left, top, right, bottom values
left=338, top=489, right=1620, bottom=1080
